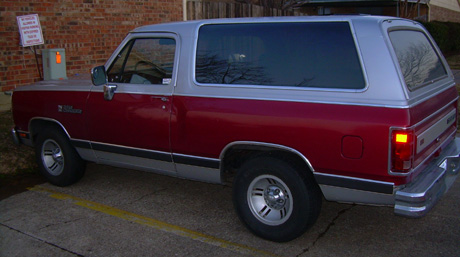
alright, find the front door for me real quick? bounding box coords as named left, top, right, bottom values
left=86, top=34, right=178, bottom=175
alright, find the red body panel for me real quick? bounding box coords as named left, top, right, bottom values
left=12, top=90, right=90, bottom=140
left=86, top=92, right=171, bottom=152
left=12, top=86, right=458, bottom=186
left=170, top=96, right=410, bottom=184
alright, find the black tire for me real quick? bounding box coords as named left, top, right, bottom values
left=233, top=156, right=322, bottom=242
left=34, top=127, right=86, bottom=186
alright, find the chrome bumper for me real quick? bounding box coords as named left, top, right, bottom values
left=394, top=137, right=460, bottom=217
left=11, top=127, right=20, bottom=145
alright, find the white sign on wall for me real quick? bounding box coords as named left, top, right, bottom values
left=17, top=14, right=44, bottom=47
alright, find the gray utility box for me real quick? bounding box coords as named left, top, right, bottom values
left=42, top=48, right=67, bottom=80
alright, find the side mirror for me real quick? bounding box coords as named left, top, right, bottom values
left=91, top=66, right=107, bottom=86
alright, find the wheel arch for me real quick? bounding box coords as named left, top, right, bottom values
left=220, top=141, right=316, bottom=184
left=29, top=117, right=71, bottom=144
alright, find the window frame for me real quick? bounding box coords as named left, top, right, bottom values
left=387, top=27, right=448, bottom=92
left=192, top=21, right=368, bottom=92
left=104, top=33, right=180, bottom=91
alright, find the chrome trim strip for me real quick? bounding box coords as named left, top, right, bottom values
left=417, top=109, right=456, bottom=154
left=89, top=86, right=174, bottom=96
left=29, top=117, right=72, bottom=139
left=93, top=150, right=176, bottom=175
left=13, top=81, right=92, bottom=92
left=173, top=93, right=411, bottom=109
left=220, top=141, right=315, bottom=172
left=319, top=185, right=394, bottom=206
left=193, top=82, right=367, bottom=93
left=70, top=139, right=92, bottom=149
left=90, top=142, right=173, bottom=163
left=175, top=163, right=221, bottom=184
left=83, top=141, right=221, bottom=169
left=174, top=89, right=458, bottom=111
left=313, top=172, right=395, bottom=194
left=172, top=153, right=220, bottom=169
left=412, top=97, right=458, bottom=129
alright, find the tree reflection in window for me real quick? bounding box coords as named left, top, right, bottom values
left=390, top=30, right=446, bottom=91
left=196, top=52, right=272, bottom=85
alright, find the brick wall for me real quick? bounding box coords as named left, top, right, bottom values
left=430, top=5, right=460, bottom=23
left=0, top=0, right=183, bottom=92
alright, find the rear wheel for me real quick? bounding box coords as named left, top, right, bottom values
left=35, top=128, right=86, bottom=186
left=233, top=156, right=322, bottom=242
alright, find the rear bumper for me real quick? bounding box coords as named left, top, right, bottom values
left=394, top=136, right=460, bottom=217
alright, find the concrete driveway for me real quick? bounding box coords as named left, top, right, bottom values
left=1, top=163, right=459, bottom=257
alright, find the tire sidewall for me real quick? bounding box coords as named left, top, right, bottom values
left=233, top=156, right=320, bottom=242
left=35, top=129, right=84, bottom=186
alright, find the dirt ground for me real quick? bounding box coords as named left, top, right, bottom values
left=0, top=110, right=41, bottom=200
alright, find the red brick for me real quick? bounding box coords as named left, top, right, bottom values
left=0, top=0, right=182, bottom=91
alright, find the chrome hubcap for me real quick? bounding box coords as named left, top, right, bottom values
left=41, top=139, right=64, bottom=176
left=264, top=185, right=287, bottom=210
left=247, top=175, right=293, bottom=225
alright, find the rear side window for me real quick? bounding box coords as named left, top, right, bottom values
left=196, top=22, right=365, bottom=90
left=389, top=30, right=447, bottom=91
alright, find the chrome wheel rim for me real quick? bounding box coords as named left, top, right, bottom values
left=41, top=139, right=64, bottom=176
left=247, top=175, right=293, bottom=225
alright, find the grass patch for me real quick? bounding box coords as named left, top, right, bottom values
left=0, top=110, right=37, bottom=176
left=447, top=54, right=460, bottom=70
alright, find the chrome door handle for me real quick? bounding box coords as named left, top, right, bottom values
left=151, top=96, right=169, bottom=102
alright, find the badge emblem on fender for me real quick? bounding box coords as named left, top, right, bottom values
left=58, top=105, right=82, bottom=114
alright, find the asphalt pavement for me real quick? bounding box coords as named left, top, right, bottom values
left=1, top=163, right=459, bottom=257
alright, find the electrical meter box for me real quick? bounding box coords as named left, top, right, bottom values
left=42, top=48, right=67, bottom=80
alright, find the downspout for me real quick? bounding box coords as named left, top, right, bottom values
left=427, top=0, right=431, bottom=21
left=183, top=0, right=187, bottom=21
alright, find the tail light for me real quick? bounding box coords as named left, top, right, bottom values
left=391, top=129, right=414, bottom=173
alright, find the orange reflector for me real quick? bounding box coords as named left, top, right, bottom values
left=395, top=133, right=408, bottom=143
left=19, top=133, right=27, bottom=138
left=56, top=52, right=61, bottom=64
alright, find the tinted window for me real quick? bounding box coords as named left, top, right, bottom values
left=108, top=38, right=175, bottom=85
left=389, top=30, right=447, bottom=91
left=196, top=22, right=365, bottom=89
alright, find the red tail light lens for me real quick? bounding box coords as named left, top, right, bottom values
left=391, top=130, right=414, bottom=173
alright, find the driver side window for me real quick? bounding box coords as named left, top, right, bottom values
left=107, top=38, right=176, bottom=85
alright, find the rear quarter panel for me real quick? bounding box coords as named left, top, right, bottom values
left=171, top=95, right=411, bottom=184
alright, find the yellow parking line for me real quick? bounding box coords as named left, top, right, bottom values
left=28, top=185, right=277, bottom=257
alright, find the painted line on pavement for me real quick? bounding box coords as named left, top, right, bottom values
left=28, top=185, right=277, bottom=257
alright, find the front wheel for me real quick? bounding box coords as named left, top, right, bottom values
left=233, top=156, right=322, bottom=242
left=35, top=128, right=86, bottom=186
